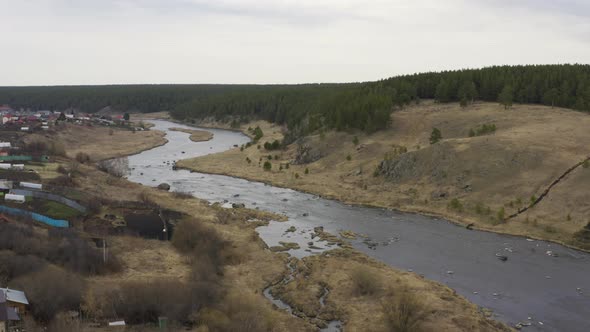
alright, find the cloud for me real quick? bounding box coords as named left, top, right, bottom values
left=0, top=0, right=589, bottom=85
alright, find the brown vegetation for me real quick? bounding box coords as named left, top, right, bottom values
left=178, top=101, right=590, bottom=249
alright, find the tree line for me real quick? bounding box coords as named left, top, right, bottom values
left=2, top=64, right=590, bottom=134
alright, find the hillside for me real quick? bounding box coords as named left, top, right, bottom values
left=178, top=101, right=590, bottom=250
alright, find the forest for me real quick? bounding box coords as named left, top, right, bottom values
left=2, top=64, right=590, bottom=134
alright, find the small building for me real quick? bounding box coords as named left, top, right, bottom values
left=4, top=194, right=25, bottom=203
left=0, top=180, right=13, bottom=192
left=0, top=288, right=28, bottom=315
left=1, top=115, right=13, bottom=125
left=19, top=182, right=42, bottom=190
left=0, top=164, right=10, bottom=170
left=19, top=127, right=29, bottom=132
left=0, top=291, right=20, bottom=332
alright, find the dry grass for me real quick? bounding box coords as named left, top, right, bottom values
left=178, top=101, right=590, bottom=248
left=169, top=127, right=214, bottom=142
left=25, top=123, right=167, bottom=161
left=274, top=250, right=510, bottom=332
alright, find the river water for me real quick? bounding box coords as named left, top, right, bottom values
left=126, top=120, right=590, bottom=332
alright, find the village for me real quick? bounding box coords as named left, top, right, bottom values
left=0, top=103, right=156, bottom=331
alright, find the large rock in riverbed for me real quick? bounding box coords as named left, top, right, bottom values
left=157, top=183, right=171, bottom=191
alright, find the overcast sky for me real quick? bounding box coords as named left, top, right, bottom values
left=2, top=0, right=589, bottom=86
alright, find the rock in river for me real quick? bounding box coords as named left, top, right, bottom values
left=157, top=183, right=171, bottom=191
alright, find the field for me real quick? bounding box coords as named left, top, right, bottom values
left=178, top=101, right=590, bottom=250
left=25, top=123, right=167, bottom=161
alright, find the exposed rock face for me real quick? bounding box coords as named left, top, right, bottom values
left=293, top=143, right=323, bottom=165
left=157, top=183, right=170, bottom=191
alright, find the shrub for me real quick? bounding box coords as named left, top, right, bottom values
left=304, top=168, right=309, bottom=174
left=173, top=191, right=193, bottom=199
left=285, top=163, right=290, bottom=169
left=583, top=160, right=590, bottom=169
left=382, top=290, right=426, bottom=332
left=245, top=157, right=251, bottom=164
left=48, top=175, right=76, bottom=187
left=351, top=267, right=381, bottom=296
left=14, top=266, right=84, bottom=322
left=263, top=161, right=272, bottom=171
left=353, top=136, right=359, bottom=145
left=49, top=142, right=67, bottom=157
left=0, top=251, right=46, bottom=284
left=346, top=154, right=352, bottom=161
left=295, top=173, right=299, bottom=179
left=0, top=223, right=122, bottom=275
left=97, top=158, right=128, bottom=177
left=76, top=152, right=90, bottom=164
left=497, top=207, right=505, bottom=221
left=171, top=219, right=231, bottom=271
left=267, top=155, right=272, bottom=160
left=430, top=128, right=442, bottom=144
left=24, top=140, right=48, bottom=154
left=252, top=126, right=264, bottom=141
left=447, top=198, right=463, bottom=212
left=86, top=198, right=102, bottom=215
left=468, top=123, right=496, bottom=137
left=530, top=195, right=537, bottom=204
left=263, top=140, right=281, bottom=150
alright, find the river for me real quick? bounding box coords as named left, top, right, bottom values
left=126, top=120, right=590, bottom=332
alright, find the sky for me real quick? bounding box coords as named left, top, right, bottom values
left=2, top=0, right=590, bottom=86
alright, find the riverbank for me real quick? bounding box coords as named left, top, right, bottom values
left=25, top=123, right=168, bottom=161
left=169, top=127, right=213, bottom=142
left=176, top=101, right=590, bottom=251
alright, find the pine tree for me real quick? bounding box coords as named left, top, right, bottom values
left=542, top=88, right=559, bottom=107
left=430, top=128, right=442, bottom=144
left=435, top=80, right=450, bottom=103
left=498, top=85, right=514, bottom=109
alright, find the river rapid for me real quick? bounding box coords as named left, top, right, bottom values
left=126, top=120, right=590, bottom=332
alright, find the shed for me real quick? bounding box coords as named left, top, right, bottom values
left=0, top=288, right=28, bottom=315
left=0, top=291, right=20, bottom=332
left=19, top=127, right=29, bottom=131
left=0, top=164, right=10, bottom=170
left=11, top=164, right=24, bottom=170
left=20, top=182, right=42, bottom=190
left=0, top=180, right=13, bottom=191
left=0, top=143, right=10, bottom=148
left=5, top=194, right=25, bottom=203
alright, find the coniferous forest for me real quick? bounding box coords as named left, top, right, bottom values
left=2, top=64, right=590, bottom=135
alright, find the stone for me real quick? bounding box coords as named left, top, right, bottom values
left=157, top=183, right=170, bottom=191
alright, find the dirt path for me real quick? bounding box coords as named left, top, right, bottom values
left=506, top=156, right=590, bottom=220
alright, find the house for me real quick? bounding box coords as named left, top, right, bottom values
left=0, top=288, right=28, bottom=315
left=0, top=180, right=13, bottom=192
left=0, top=105, right=13, bottom=113
left=0, top=291, right=20, bottom=332
left=4, top=194, right=25, bottom=203
left=1, top=115, right=13, bottom=125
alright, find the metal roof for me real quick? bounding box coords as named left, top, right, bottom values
left=0, top=288, right=29, bottom=305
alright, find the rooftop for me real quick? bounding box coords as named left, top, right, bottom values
left=0, top=288, right=29, bottom=305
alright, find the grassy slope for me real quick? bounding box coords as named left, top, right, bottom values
left=177, top=101, right=590, bottom=250
left=26, top=119, right=507, bottom=330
